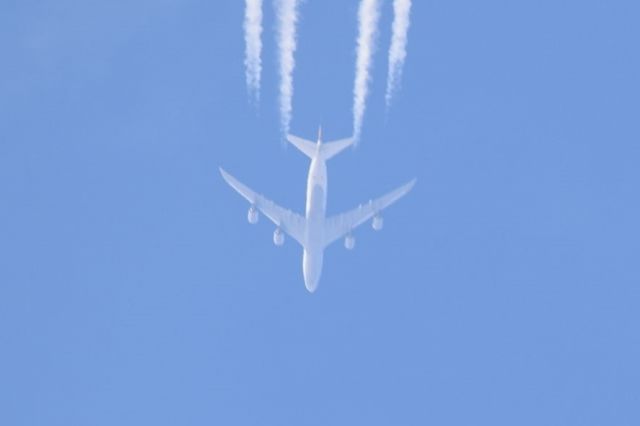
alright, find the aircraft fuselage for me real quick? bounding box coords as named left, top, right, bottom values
left=302, top=153, right=327, bottom=292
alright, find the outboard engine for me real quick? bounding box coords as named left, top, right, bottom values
left=247, top=206, right=259, bottom=224
left=273, top=228, right=285, bottom=246
left=372, top=214, right=383, bottom=231
left=344, top=234, right=355, bottom=250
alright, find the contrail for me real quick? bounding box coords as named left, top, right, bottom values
left=243, top=0, right=263, bottom=102
left=353, top=0, right=381, bottom=143
left=385, top=0, right=412, bottom=108
left=275, top=0, right=300, bottom=135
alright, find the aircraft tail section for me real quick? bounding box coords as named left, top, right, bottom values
left=287, top=131, right=353, bottom=161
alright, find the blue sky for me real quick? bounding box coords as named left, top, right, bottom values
left=1, top=1, right=639, bottom=424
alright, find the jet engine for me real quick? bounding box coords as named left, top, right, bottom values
left=372, top=214, right=383, bottom=231
left=344, top=234, right=355, bottom=250
left=273, top=228, right=285, bottom=246
left=247, top=206, right=259, bottom=224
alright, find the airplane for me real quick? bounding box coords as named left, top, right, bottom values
left=219, top=127, right=416, bottom=293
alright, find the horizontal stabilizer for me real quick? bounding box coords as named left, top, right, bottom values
left=286, top=134, right=317, bottom=159
left=287, top=133, right=353, bottom=161
left=321, top=137, right=353, bottom=160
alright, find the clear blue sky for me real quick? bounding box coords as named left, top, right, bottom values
left=1, top=1, right=639, bottom=425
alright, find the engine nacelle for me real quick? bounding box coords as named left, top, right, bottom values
left=372, top=214, right=383, bottom=231
left=247, top=206, right=259, bottom=224
left=273, top=228, right=285, bottom=246
left=344, top=234, right=355, bottom=250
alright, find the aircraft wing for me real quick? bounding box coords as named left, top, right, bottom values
left=219, top=168, right=306, bottom=246
left=323, top=179, right=416, bottom=248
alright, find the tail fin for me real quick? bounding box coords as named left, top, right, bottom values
left=287, top=132, right=354, bottom=161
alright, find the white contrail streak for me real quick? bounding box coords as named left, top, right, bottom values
left=385, top=0, right=412, bottom=108
left=275, top=0, right=300, bottom=135
left=353, top=0, right=381, bottom=143
left=243, top=0, right=263, bottom=102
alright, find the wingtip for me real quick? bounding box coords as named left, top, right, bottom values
left=219, top=166, right=232, bottom=183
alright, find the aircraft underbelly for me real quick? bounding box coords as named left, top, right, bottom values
left=303, top=182, right=326, bottom=292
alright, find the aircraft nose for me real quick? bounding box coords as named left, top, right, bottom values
left=304, top=278, right=319, bottom=293
left=303, top=265, right=321, bottom=293
left=303, top=250, right=323, bottom=293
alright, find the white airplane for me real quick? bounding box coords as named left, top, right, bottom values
left=219, top=127, right=416, bottom=293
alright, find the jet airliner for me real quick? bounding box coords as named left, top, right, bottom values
left=220, top=127, right=416, bottom=292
